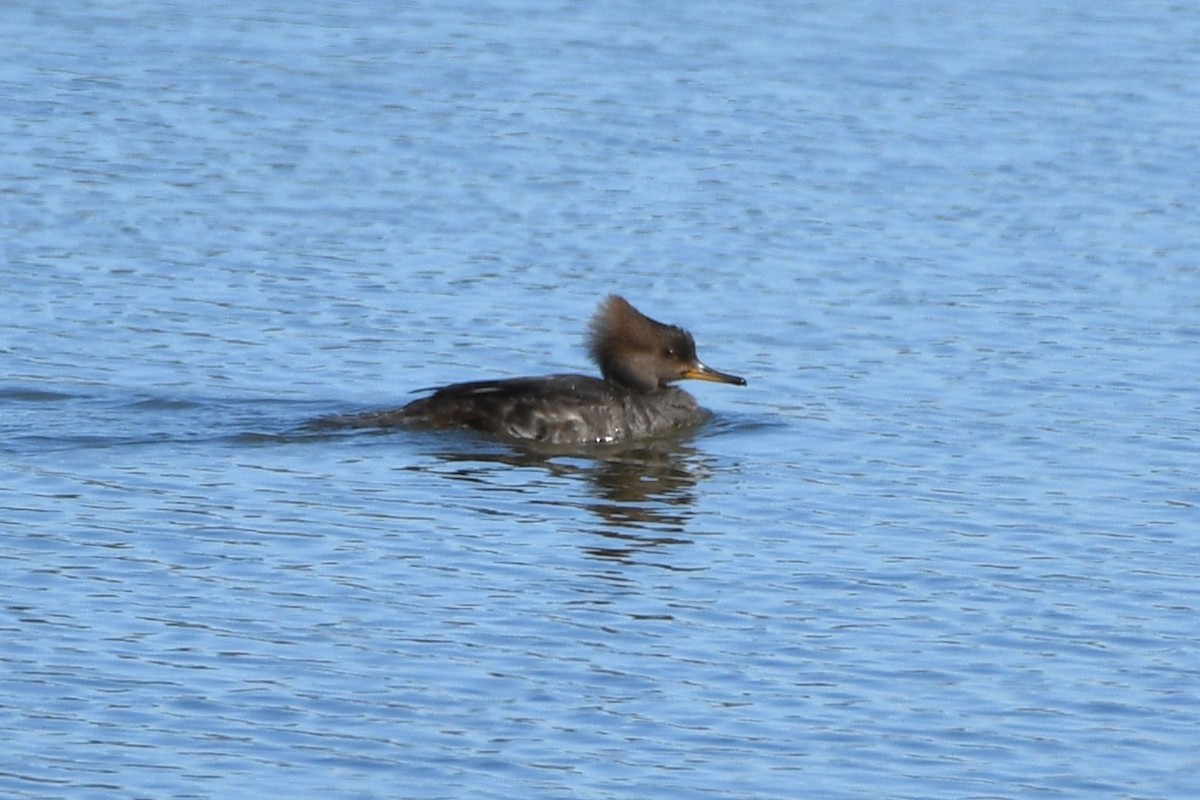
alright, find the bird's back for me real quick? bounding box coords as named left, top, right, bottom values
left=329, top=373, right=706, bottom=444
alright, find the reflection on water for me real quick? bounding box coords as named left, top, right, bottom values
left=579, top=442, right=709, bottom=564
left=395, top=427, right=716, bottom=562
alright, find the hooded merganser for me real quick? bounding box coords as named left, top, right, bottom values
left=327, top=295, right=746, bottom=444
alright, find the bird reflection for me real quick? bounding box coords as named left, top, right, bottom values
left=411, top=429, right=716, bottom=564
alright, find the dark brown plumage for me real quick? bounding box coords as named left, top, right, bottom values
left=322, top=295, right=745, bottom=444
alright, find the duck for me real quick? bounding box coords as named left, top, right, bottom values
left=324, top=294, right=745, bottom=444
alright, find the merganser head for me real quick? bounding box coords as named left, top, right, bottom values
left=587, top=295, right=747, bottom=393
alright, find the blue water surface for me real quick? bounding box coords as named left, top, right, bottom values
left=3, top=1, right=1199, bottom=798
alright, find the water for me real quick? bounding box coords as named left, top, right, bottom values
left=3, top=1, right=1199, bottom=798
